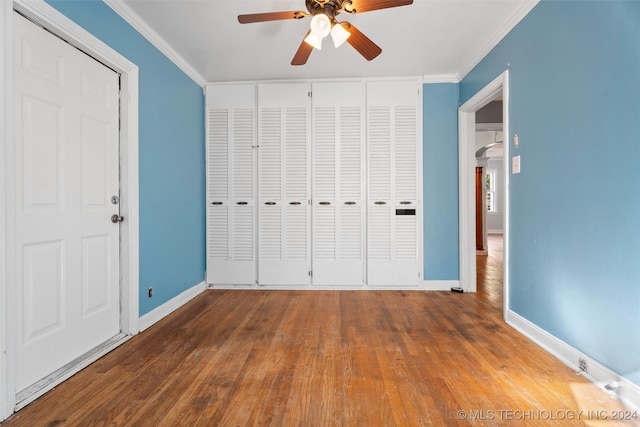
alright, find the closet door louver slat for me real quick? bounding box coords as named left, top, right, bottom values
left=208, top=109, right=229, bottom=200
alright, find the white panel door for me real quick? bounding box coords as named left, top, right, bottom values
left=311, top=83, right=365, bottom=286
left=367, top=81, right=422, bottom=286
left=13, top=13, right=120, bottom=391
left=206, top=85, right=256, bottom=285
left=257, top=84, right=310, bottom=286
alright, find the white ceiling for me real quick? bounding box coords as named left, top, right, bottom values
left=110, top=0, right=539, bottom=85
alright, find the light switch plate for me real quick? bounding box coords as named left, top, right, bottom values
left=512, top=155, right=521, bottom=174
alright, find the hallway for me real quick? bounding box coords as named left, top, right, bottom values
left=477, top=233, right=504, bottom=306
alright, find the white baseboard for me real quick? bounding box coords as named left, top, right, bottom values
left=506, top=310, right=640, bottom=412
left=138, top=280, right=207, bottom=332
left=207, top=280, right=460, bottom=291
left=421, top=280, right=461, bottom=291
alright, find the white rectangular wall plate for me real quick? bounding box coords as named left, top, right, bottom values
left=512, top=155, right=521, bottom=174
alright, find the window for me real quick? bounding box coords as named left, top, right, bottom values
left=486, top=169, right=497, bottom=213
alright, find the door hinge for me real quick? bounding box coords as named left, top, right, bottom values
left=308, top=91, right=312, bottom=98
left=308, top=270, right=313, bottom=277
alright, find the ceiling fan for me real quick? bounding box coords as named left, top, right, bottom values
left=238, top=0, right=413, bottom=66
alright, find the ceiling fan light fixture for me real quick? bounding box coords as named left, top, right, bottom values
left=238, top=0, right=415, bottom=66
left=309, top=13, right=331, bottom=38
left=304, top=31, right=323, bottom=50
left=330, top=22, right=350, bottom=48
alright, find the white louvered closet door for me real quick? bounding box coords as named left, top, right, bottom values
left=312, top=83, right=365, bottom=286
left=367, top=81, right=422, bottom=286
left=258, top=84, right=311, bottom=286
left=206, top=85, right=256, bottom=285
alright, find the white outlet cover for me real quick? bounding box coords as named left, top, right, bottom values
left=512, top=155, right=521, bottom=174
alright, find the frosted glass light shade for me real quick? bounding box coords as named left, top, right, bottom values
left=304, top=32, right=323, bottom=50
left=309, top=14, right=331, bottom=38
left=330, top=22, right=350, bottom=48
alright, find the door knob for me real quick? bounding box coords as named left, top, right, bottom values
left=111, top=214, right=125, bottom=223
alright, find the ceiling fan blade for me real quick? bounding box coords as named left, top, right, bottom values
left=291, top=31, right=314, bottom=66
left=238, top=11, right=307, bottom=24
left=346, top=0, right=413, bottom=14
left=343, top=23, right=382, bottom=61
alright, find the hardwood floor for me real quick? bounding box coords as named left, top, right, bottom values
left=3, top=235, right=636, bottom=426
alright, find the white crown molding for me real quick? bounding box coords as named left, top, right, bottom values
left=206, top=75, right=425, bottom=86
left=204, top=74, right=451, bottom=86
left=457, top=0, right=540, bottom=80
left=422, top=73, right=461, bottom=84
left=104, top=0, right=206, bottom=87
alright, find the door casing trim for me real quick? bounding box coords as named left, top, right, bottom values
left=458, top=70, right=509, bottom=319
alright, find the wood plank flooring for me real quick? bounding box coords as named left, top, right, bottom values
left=3, top=236, right=636, bottom=426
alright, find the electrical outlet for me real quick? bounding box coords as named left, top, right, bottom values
left=148, top=287, right=153, bottom=298
left=578, top=358, right=588, bottom=373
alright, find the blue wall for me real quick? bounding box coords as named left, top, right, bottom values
left=461, top=0, right=640, bottom=386
left=423, top=84, right=459, bottom=280
left=46, top=0, right=206, bottom=316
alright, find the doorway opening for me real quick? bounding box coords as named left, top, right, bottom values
left=475, top=98, right=504, bottom=305
left=458, top=70, right=509, bottom=318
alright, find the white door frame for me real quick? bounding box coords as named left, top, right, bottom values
left=458, top=70, right=509, bottom=318
left=1, top=0, right=139, bottom=419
